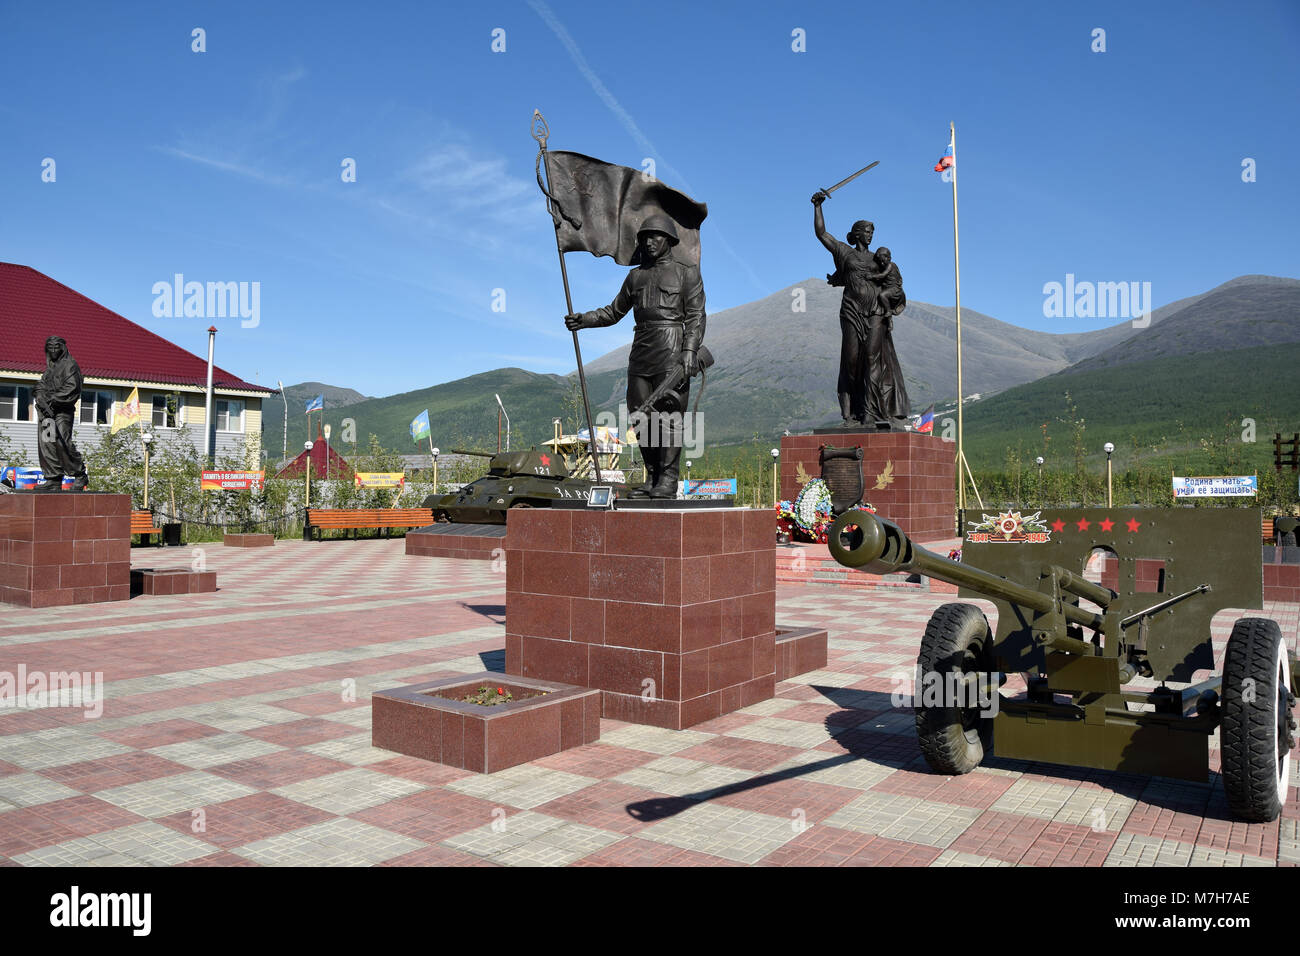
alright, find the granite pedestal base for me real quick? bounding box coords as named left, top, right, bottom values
left=224, top=533, right=274, bottom=548
left=505, top=508, right=777, bottom=730
left=780, top=430, right=956, bottom=542
left=0, top=493, right=131, bottom=607
left=405, top=523, right=507, bottom=561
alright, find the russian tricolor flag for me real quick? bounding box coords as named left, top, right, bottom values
left=933, top=141, right=955, bottom=174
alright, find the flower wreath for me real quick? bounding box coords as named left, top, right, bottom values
left=775, top=479, right=875, bottom=545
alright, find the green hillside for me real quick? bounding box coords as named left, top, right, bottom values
left=959, top=342, right=1300, bottom=474
left=263, top=368, right=574, bottom=460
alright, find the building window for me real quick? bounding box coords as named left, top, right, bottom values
left=79, top=389, right=116, bottom=426
left=215, top=399, right=244, bottom=433
left=152, top=393, right=183, bottom=429
left=0, top=384, right=33, bottom=422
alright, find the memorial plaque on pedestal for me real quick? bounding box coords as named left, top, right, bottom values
left=780, top=431, right=955, bottom=543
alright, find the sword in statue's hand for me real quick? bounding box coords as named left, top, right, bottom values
left=812, top=161, right=879, bottom=203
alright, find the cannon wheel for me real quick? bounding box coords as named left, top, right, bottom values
left=915, top=603, right=995, bottom=775
left=1221, top=617, right=1295, bottom=822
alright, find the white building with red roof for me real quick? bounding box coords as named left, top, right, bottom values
left=0, top=263, right=276, bottom=465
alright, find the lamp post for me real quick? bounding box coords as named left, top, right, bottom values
left=770, top=448, right=779, bottom=507
left=304, top=441, right=314, bottom=508
left=277, top=379, right=287, bottom=465
left=685, top=459, right=692, bottom=499
left=1103, top=442, right=1115, bottom=508
left=495, top=394, right=510, bottom=452
left=323, top=424, right=332, bottom=481
left=141, top=429, right=154, bottom=510
left=431, top=447, right=440, bottom=494
left=1035, top=456, right=1044, bottom=504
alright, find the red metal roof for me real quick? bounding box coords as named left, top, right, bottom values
left=0, top=263, right=273, bottom=393
left=275, top=429, right=356, bottom=479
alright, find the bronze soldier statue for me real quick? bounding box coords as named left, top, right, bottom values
left=565, top=214, right=705, bottom=498
left=33, top=336, right=89, bottom=492
left=812, top=191, right=910, bottom=430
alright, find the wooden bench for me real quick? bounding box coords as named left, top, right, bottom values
left=131, top=510, right=163, bottom=546
left=304, top=508, right=434, bottom=542
left=1264, top=518, right=1274, bottom=544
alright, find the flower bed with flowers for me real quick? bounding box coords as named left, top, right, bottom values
left=776, top=478, right=875, bottom=544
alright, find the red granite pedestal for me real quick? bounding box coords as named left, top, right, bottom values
left=0, top=493, right=131, bottom=608
left=504, top=508, right=776, bottom=730
left=780, top=431, right=956, bottom=542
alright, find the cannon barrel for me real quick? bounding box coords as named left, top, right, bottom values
left=828, top=510, right=1108, bottom=636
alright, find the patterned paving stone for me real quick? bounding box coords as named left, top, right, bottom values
left=146, top=733, right=286, bottom=770
left=530, top=743, right=660, bottom=779
left=672, top=737, right=805, bottom=773
left=270, top=768, right=426, bottom=815
left=755, top=823, right=879, bottom=866
left=0, top=541, right=1291, bottom=867
left=232, top=818, right=425, bottom=866
left=97, top=719, right=225, bottom=749
left=209, top=750, right=355, bottom=789
left=931, top=849, right=1013, bottom=866
left=724, top=716, right=840, bottom=749
left=14, top=821, right=215, bottom=866
left=299, top=733, right=390, bottom=767
left=1278, top=818, right=1300, bottom=865
left=1104, top=832, right=1196, bottom=866
left=823, top=791, right=983, bottom=848
left=989, top=778, right=1080, bottom=820
left=1052, top=787, right=1137, bottom=832
left=442, top=810, right=624, bottom=866
left=96, top=771, right=259, bottom=818
left=1019, top=821, right=1117, bottom=866
left=569, top=836, right=743, bottom=867
left=154, top=793, right=336, bottom=848
left=1188, top=845, right=1273, bottom=867
left=0, top=772, right=82, bottom=807
left=634, top=801, right=802, bottom=864
left=613, top=757, right=755, bottom=799
left=38, top=752, right=192, bottom=794
left=0, top=728, right=135, bottom=771
left=446, top=765, right=599, bottom=810
left=596, top=724, right=714, bottom=756
left=769, top=750, right=899, bottom=791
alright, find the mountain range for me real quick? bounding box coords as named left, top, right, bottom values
left=260, top=275, right=1300, bottom=467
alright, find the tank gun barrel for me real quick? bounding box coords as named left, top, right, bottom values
left=449, top=449, right=496, bottom=458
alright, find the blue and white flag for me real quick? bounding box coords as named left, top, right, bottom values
left=410, top=410, right=431, bottom=443
left=304, top=395, right=324, bottom=414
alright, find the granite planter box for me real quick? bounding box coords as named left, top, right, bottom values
left=131, top=568, right=218, bottom=596
left=371, top=672, right=600, bottom=773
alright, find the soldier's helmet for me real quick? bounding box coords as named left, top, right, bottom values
left=636, top=214, right=680, bottom=245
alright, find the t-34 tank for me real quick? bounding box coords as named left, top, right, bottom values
left=421, top=446, right=626, bottom=524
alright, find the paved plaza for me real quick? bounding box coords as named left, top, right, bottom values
left=0, top=538, right=1296, bottom=867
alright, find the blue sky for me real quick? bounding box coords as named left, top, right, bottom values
left=2, top=0, right=1297, bottom=397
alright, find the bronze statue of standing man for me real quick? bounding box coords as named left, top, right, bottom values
left=812, top=191, right=910, bottom=430
left=33, top=335, right=89, bottom=492
left=565, top=215, right=706, bottom=498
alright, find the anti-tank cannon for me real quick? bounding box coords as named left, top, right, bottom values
left=828, top=507, right=1300, bottom=822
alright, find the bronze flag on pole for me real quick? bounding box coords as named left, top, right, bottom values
left=539, top=151, right=708, bottom=267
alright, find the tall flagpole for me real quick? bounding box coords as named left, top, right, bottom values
left=532, top=110, right=602, bottom=483
left=950, top=121, right=966, bottom=535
